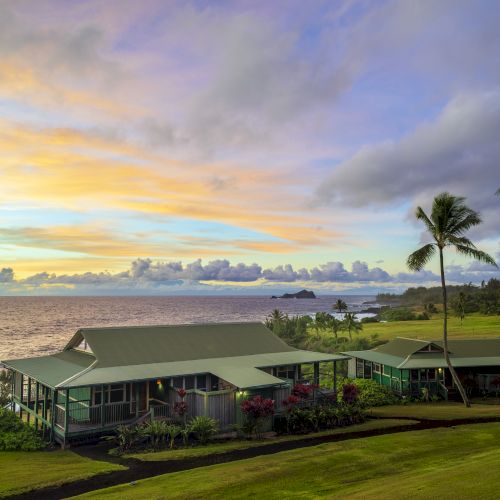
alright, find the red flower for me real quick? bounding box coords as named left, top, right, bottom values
left=282, top=395, right=300, bottom=413
left=177, top=388, right=187, bottom=399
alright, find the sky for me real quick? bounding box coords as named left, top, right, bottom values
left=0, top=0, right=499, bottom=296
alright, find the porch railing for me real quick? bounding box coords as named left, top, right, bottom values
left=55, top=401, right=136, bottom=432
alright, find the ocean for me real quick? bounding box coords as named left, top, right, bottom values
left=0, top=295, right=376, bottom=360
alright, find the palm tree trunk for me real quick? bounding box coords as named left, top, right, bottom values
left=439, top=247, right=470, bottom=407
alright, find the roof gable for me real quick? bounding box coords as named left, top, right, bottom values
left=70, top=322, right=296, bottom=367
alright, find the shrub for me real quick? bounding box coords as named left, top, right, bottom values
left=349, top=378, right=399, bottom=407
left=380, top=307, right=417, bottom=322
left=190, top=416, right=219, bottom=445
left=241, top=395, right=275, bottom=439
left=144, top=420, right=168, bottom=449
left=342, top=383, right=359, bottom=405
left=0, top=409, right=45, bottom=451
left=115, top=424, right=143, bottom=452
left=165, top=423, right=182, bottom=449
left=292, top=383, right=313, bottom=399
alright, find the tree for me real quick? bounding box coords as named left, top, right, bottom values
left=326, top=315, right=343, bottom=341
left=407, top=192, right=497, bottom=407
left=334, top=299, right=348, bottom=315
left=342, top=312, right=362, bottom=340
left=452, top=291, right=466, bottom=326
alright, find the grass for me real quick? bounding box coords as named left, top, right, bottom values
left=74, top=422, right=500, bottom=499
left=127, top=418, right=416, bottom=461
left=369, top=402, right=500, bottom=420
left=0, top=450, right=126, bottom=498
left=360, top=313, right=500, bottom=342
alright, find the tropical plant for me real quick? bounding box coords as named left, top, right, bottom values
left=165, top=423, right=182, bottom=449
left=115, top=424, right=142, bottom=452
left=189, top=416, right=219, bottom=445
left=334, top=299, right=348, bottom=315
left=407, top=192, right=497, bottom=407
left=0, top=371, right=12, bottom=408
left=342, top=312, right=362, bottom=340
left=0, top=408, right=45, bottom=451
left=342, top=383, right=359, bottom=405
left=291, top=383, right=313, bottom=399
left=452, top=291, right=466, bottom=326
left=179, top=424, right=191, bottom=447
left=241, top=395, right=275, bottom=439
left=144, top=420, right=168, bottom=449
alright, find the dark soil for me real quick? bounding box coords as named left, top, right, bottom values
left=9, top=417, right=500, bottom=500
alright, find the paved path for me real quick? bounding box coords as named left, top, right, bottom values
left=9, top=417, right=500, bottom=500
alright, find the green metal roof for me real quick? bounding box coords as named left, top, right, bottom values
left=344, top=337, right=500, bottom=370
left=2, top=350, right=94, bottom=388
left=3, top=323, right=348, bottom=389
left=67, top=322, right=297, bottom=367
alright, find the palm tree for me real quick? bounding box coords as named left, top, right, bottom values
left=407, top=192, right=497, bottom=407
left=328, top=316, right=343, bottom=341
left=453, top=291, right=466, bottom=326
left=342, top=312, right=362, bottom=340
left=334, top=299, right=347, bottom=316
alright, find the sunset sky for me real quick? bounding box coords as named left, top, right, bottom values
left=1, top=0, right=499, bottom=295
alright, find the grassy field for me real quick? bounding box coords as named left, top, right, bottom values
left=75, top=422, right=500, bottom=500
left=128, top=418, right=416, bottom=461
left=0, top=450, right=126, bottom=498
left=360, top=313, right=500, bottom=341
left=369, top=402, right=500, bottom=420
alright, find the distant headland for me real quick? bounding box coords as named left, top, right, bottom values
left=271, top=289, right=316, bottom=299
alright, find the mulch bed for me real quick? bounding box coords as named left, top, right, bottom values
left=9, top=417, right=500, bottom=500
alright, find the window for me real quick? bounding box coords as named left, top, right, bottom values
left=419, top=369, right=428, bottom=381
left=356, top=359, right=364, bottom=378
left=109, top=384, right=125, bottom=403
left=172, top=377, right=183, bottom=388
left=428, top=369, right=436, bottom=381
left=184, top=376, right=195, bottom=390
left=277, top=365, right=295, bottom=379
left=364, top=361, right=372, bottom=379
left=196, top=375, right=207, bottom=391
left=373, top=363, right=381, bottom=373
left=210, top=375, right=219, bottom=391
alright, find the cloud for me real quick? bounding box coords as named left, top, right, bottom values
left=0, top=268, right=14, bottom=283
left=1, top=257, right=498, bottom=295
left=316, top=90, right=500, bottom=239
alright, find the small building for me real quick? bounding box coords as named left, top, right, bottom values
left=2, top=322, right=347, bottom=445
left=343, top=337, right=500, bottom=400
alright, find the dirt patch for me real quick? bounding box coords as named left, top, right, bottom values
left=8, top=417, right=500, bottom=500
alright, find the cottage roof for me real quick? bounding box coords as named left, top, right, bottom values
left=3, top=322, right=347, bottom=389
left=343, top=337, right=500, bottom=370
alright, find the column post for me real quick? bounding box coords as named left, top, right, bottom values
left=313, top=362, right=319, bottom=386
left=100, top=384, right=105, bottom=428
left=34, top=381, right=39, bottom=430
left=135, top=383, right=140, bottom=418
left=26, top=378, right=31, bottom=424
left=64, top=388, right=70, bottom=437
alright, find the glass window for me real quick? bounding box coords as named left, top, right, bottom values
left=109, top=384, right=124, bottom=403
left=420, top=369, right=428, bottom=381
left=356, top=359, right=364, bottom=378
left=428, top=369, right=436, bottom=381
left=196, top=375, right=207, bottom=391
left=172, top=377, right=183, bottom=388
left=210, top=375, right=219, bottom=391
left=411, top=370, right=418, bottom=381
left=373, top=363, right=381, bottom=373
left=364, top=361, right=372, bottom=379
left=184, top=376, right=195, bottom=390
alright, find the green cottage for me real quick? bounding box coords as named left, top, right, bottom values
left=343, top=337, right=500, bottom=399
left=2, top=322, right=347, bottom=446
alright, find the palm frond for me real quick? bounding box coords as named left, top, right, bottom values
left=446, top=235, right=476, bottom=248
left=447, top=210, right=482, bottom=236
left=406, top=243, right=436, bottom=271
left=415, top=207, right=435, bottom=236
left=454, top=245, right=498, bottom=267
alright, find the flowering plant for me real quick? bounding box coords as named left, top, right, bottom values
left=342, top=383, right=359, bottom=405
left=282, top=395, right=300, bottom=413
left=241, top=395, right=275, bottom=438
left=177, top=388, right=187, bottom=399
left=173, top=401, right=188, bottom=417
left=292, top=383, right=313, bottom=399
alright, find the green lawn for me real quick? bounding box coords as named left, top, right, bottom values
left=361, top=314, right=500, bottom=341
left=0, top=450, right=126, bottom=498
left=369, top=402, right=500, bottom=420
left=128, top=418, right=416, bottom=461
left=74, top=422, right=500, bottom=499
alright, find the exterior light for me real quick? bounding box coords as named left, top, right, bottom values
left=156, top=379, right=162, bottom=386
left=438, top=368, right=443, bottom=373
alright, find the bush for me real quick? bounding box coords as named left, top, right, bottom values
left=0, top=409, right=45, bottom=451
left=189, top=416, right=219, bottom=445
left=379, top=307, right=417, bottom=322
left=350, top=378, right=399, bottom=407
left=241, top=396, right=275, bottom=439
left=115, top=424, right=144, bottom=452
left=143, top=420, right=168, bottom=449
left=342, top=383, right=359, bottom=404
